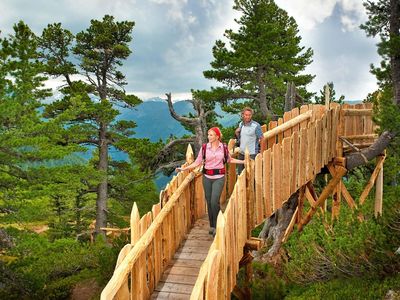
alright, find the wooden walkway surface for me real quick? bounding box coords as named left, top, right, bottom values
left=151, top=215, right=213, bottom=299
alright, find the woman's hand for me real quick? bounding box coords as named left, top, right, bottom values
left=176, top=167, right=184, bottom=172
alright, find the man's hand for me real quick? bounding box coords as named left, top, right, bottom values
left=235, top=127, right=241, bottom=137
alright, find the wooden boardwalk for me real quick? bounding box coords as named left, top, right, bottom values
left=101, top=103, right=381, bottom=300
left=151, top=216, right=213, bottom=299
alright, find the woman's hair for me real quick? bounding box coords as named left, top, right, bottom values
left=209, top=127, right=222, bottom=140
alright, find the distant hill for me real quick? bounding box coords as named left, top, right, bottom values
left=118, top=98, right=240, bottom=142
left=118, top=99, right=193, bottom=141
left=344, top=100, right=363, bottom=105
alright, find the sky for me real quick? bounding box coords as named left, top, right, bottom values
left=0, top=0, right=380, bottom=101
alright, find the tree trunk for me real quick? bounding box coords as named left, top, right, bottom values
left=158, top=93, right=209, bottom=166
left=390, top=0, right=400, bottom=106
left=257, top=191, right=299, bottom=260
left=95, top=121, right=108, bottom=237
left=346, top=131, right=395, bottom=170
left=257, top=67, right=271, bottom=121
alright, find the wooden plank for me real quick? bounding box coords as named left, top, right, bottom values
left=331, top=106, right=338, bottom=158
left=268, top=121, right=278, bottom=149
left=291, top=131, right=299, bottom=193
left=299, top=105, right=309, bottom=129
left=263, top=110, right=312, bottom=142
left=282, top=207, right=298, bottom=243
left=283, top=110, right=292, bottom=138
left=152, top=291, right=190, bottom=299
left=298, top=128, right=307, bottom=188
left=167, top=259, right=204, bottom=268
left=164, top=265, right=202, bottom=276
left=173, top=252, right=208, bottom=261
left=321, top=113, right=327, bottom=166
left=227, top=161, right=237, bottom=197
left=152, top=216, right=212, bottom=299
left=315, top=119, right=322, bottom=173
left=131, top=203, right=140, bottom=244
left=277, top=118, right=284, bottom=144
left=140, top=251, right=150, bottom=299
left=355, top=103, right=363, bottom=136
left=263, top=149, right=272, bottom=218
left=255, top=153, right=263, bottom=224
left=160, top=273, right=198, bottom=285
left=327, top=163, right=356, bottom=210
left=282, top=137, right=291, bottom=201
left=155, top=282, right=194, bottom=295
left=360, top=154, right=386, bottom=204
left=306, top=125, right=314, bottom=181
left=152, top=203, right=162, bottom=219
left=148, top=239, right=156, bottom=293
left=375, top=162, right=383, bottom=217
left=291, top=107, right=300, bottom=132
left=299, top=166, right=347, bottom=231
left=272, top=143, right=282, bottom=210
left=206, top=250, right=222, bottom=299
left=154, top=228, right=162, bottom=285
left=114, top=244, right=131, bottom=300
left=343, top=108, right=373, bottom=116
left=174, top=246, right=211, bottom=254
left=364, top=104, right=373, bottom=135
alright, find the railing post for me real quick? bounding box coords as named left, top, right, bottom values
left=245, top=149, right=253, bottom=238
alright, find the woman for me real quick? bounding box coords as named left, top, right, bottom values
left=177, top=127, right=244, bottom=236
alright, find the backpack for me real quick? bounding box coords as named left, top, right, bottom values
left=201, top=143, right=229, bottom=164
left=235, top=122, right=244, bottom=147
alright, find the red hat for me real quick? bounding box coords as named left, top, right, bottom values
left=209, top=127, right=221, bottom=140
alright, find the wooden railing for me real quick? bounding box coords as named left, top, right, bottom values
left=101, top=152, right=204, bottom=299
left=102, top=103, right=378, bottom=300
left=190, top=103, right=377, bottom=299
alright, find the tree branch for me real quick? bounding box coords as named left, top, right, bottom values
left=151, top=137, right=195, bottom=171
left=165, top=93, right=198, bottom=125
left=345, top=131, right=395, bottom=170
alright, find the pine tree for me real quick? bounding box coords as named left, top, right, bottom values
left=203, top=0, right=314, bottom=121
left=38, top=16, right=149, bottom=237
left=313, top=82, right=344, bottom=105
left=0, top=22, right=74, bottom=192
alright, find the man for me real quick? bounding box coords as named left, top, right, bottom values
left=235, top=107, right=263, bottom=174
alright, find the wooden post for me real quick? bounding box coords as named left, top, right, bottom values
left=298, top=166, right=347, bottom=231
left=324, top=84, right=330, bottom=110
left=245, top=149, right=253, bottom=237
left=114, top=244, right=131, bottom=300
left=360, top=154, right=386, bottom=204
left=131, top=203, right=140, bottom=244
left=332, top=105, right=345, bottom=220
left=186, top=143, right=194, bottom=164
left=375, top=161, right=383, bottom=217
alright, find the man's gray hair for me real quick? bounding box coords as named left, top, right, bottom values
left=241, top=107, right=254, bottom=114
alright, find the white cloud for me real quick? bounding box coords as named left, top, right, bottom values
left=276, top=0, right=366, bottom=32
left=1, top=0, right=379, bottom=101
left=135, top=91, right=192, bottom=101
left=150, top=0, right=189, bottom=23
left=340, top=15, right=358, bottom=32
left=276, top=0, right=337, bottom=30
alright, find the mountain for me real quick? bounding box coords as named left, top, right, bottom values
left=118, top=99, right=193, bottom=141
left=118, top=98, right=240, bottom=142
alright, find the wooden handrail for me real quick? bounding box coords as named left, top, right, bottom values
left=101, top=171, right=196, bottom=299
left=262, top=110, right=312, bottom=140
left=343, top=108, right=372, bottom=116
